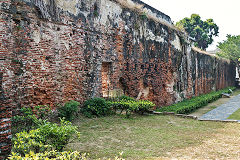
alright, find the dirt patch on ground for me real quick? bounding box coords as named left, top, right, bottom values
left=155, top=123, right=240, bottom=160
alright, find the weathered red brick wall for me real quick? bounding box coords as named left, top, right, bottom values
left=0, top=0, right=13, bottom=158
left=0, top=0, right=236, bottom=156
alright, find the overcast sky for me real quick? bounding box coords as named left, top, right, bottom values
left=141, top=0, right=240, bottom=51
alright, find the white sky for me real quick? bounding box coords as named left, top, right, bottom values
left=141, top=0, right=240, bottom=51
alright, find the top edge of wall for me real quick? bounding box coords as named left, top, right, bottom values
left=131, top=0, right=173, bottom=24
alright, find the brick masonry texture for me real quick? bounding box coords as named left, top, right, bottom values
left=0, top=0, right=236, bottom=157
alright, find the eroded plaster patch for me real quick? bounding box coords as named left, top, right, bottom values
left=171, top=34, right=182, bottom=51
left=55, top=0, right=78, bottom=16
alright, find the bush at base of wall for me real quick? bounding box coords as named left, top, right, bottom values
left=58, top=100, right=80, bottom=121
left=81, top=96, right=156, bottom=118
left=157, top=87, right=236, bottom=114
left=12, top=119, right=80, bottom=156
left=81, top=98, right=113, bottom=118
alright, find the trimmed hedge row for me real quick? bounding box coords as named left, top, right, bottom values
left=157, top=87, right=236, bottom=114
left=81, top=96, right=156, bottom=118
left=109, top=99, right=155, bottom=116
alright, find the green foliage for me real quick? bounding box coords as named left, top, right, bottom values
left=137, top=100, right=155, bottom=114
left=9, top=151, right=125, bottom=160
left=157, top=87, right=236, bottom=114
left=34, top=105, right=51, bottom=119
left=58, top=100, right=80, bottom=121
left=140, top=12, right=147, bottom=20
left=37, top=119, right=80, bottom=151
left=12, top=129, right=50, bottom=156
left=9, top=151, right=89, bottom=160
left=227, top=107, right=240, bottom=120
left=81, top=98, right=112, bottom=118
left=93, top=10, right=99, bottom=17
left=109, top=98, right=155, bottom=117
left=176, top=14, right=219, bottom=50
left=118, top=95, right=136, bottom=101
left=217, top=35, right=240, bottom=62
left=81, top=96, right=155, bottom=118
left=12, top=119, right=80, bottom=156
left=11, top=106, right=50, bottom=131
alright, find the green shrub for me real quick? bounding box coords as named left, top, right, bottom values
left=137, top=100, right=155, bottom=114
left=11, top=106, right=50, bottom=132
left=9, top=151, right=125, bottom=160
left=58, top=100, right=80, bottom=121
left=9, top=151, right=89, bottom=160
left=109, top=100, right=132, bottom=114
left=12, top=129, right=50, bottom=156
left=81, top=96, right=155, bottom=118
left=37, top=119, right=80, bottom=151
left=34, top=105, right=51, bottom=119
left=12, top=119, right=80, bottom=156
left=11, top=107, right=36, bottom=128
left=81, top=98, right=112, bottom=118
left=118, top=95, right=136, bottom=101
left=157, top=87, right=236, bottom=114
left=109, top=98, right=155, bottom=117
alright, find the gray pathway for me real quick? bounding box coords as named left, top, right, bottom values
left=199, top=94, right=240, bottom=121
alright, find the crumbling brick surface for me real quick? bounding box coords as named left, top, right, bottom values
left=0, top=0, right=236, bottom=157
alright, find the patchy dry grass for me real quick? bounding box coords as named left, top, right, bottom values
left=68, top=115, right=225, bottom=159
left=156, top=123, right=240, bottom=160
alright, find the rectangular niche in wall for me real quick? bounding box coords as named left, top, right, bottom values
left=101, top=62, right=111, bottom=98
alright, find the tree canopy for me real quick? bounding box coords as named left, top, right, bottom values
left=217, top=35, right=240, bottom=62
left=176, top=14, right=219, bottom=50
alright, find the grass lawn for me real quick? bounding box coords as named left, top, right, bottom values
left=227, top=108, right=240, bottom=120
left=226, top=89, right=240, bottom=120
left=66, top=89, right=240, bottom=159
left=232, top=88, right=240, bottom=96
left=69, top=115, right=225, bottom=159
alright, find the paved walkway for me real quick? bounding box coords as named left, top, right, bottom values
left=199, top=94, right=240, bottom=121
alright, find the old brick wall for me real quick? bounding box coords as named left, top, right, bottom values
left=0, top=0, right=236, bottom=156
left=0, top=0, right=13, bottom=158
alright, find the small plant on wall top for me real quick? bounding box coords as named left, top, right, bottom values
left=93, top=10, right=99, bottom=17
left=93, top=3, right=99, bottom=18
left=140, top=12, right=147, bottom=20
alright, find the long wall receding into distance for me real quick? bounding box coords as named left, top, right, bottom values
left=0, top=0, right=236, bottom=157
